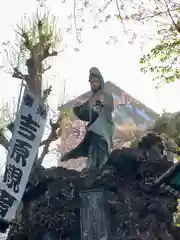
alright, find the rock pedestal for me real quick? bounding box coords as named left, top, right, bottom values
left=5, top=134, right=180, bottom=240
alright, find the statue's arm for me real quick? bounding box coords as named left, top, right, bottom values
left=73, top=101, right=90, bottom=121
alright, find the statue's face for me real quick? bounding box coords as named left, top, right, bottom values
left=89, top=76, right=101, bottom=92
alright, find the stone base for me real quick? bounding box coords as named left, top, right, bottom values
left=80, top=189, right=110, bottom=240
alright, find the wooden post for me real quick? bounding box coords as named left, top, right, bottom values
left=79, top=189, right=110, bottom=240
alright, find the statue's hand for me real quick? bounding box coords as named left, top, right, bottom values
left=95, top=100, right=104, bottom=107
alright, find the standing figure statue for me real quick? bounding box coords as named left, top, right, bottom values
left=61, top=67, right=115, bottom=173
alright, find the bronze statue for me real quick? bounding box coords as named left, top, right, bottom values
left=60, top=67, right=115, bottom=173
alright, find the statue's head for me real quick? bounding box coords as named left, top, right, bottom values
left=89, top=67, right=104, bottom=93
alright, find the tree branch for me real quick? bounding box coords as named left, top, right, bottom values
left=96, top=0, right=113, bottom=15
left=137, top=7, right=180, bottom=21
left=115, top=0, right=126, bottom=33
left=163, top=0, right=180, bottom=33
left=36, top=117, right=62, bottom=165
left=42, top=65, right=51, bottom=74
left=12, top=68, right=29, bottom=82
left=73, top=0, right=80, bottom=43
left=39, top=139, right=48, bottom=147
left=43, top=50, right=58, bottom=60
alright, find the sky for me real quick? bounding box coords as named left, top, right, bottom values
left=0, top=0, right=179, bottom=169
